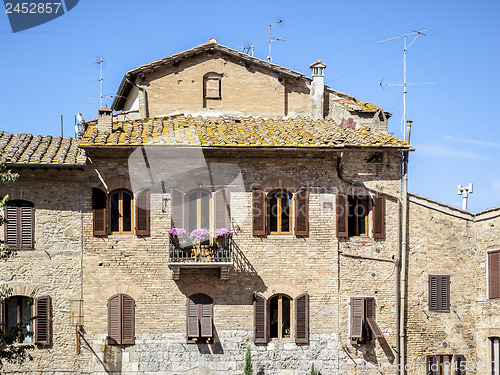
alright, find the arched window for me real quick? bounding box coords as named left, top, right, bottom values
left=187, top=293, right=213, bottom=342
left=269, top=294, right=292, bottom=339
left=5, top=200, right=34, bottom=250
left=186, top=189, right=211, bottom=234
left=109, top=189, right=133, bottom=234
left=268, top=190, right=292, bottom=234
left=108, top=294, right=135, bottom=345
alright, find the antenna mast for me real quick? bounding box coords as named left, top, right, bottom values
left=258, top=19, right=285, bottom=62
left=377, top=30, right=436, bottom=141
left=84, top=58, right=113, bottom=107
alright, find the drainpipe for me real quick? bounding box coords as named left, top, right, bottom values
left=399, top=120, right=412, bottom=375
left=126, top=74, right=149, bottom=118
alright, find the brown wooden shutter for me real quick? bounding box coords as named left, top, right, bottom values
left=372, top=196, right=385, bottom=239
left=295, top=189, right=309, bottom=237
left=427, top=355, right=438, bottom=375
left=35, top=295, right=51, bottom=346
left=429, top=275, right=439, bottom=311
left=0, top=298, right=5, bottom=337
left=135, top=190, right=150, bottom=236
left=365, top=298, right=383, bottom=339
left=294, top=293, right=309, bottom=344
left=252, top=189, right=266, bottom=236
left=200, top=294, right=213, bottom=338
left=187, top=295, right=199, bottom=338
left=253, top=293, right=267, bottom=344
left=108, top=294, right=121, bottom=344
left=350, top=297, right=364, bottom=339
left=92, top=188, right=107, bottom=236
left=489, top=251, right=500, bottom=299
left=171, top=188, right=185, bottom=229
left=20, top=205, right=34, bottom=250
left=5, top=205, right=18, bottom=249
left=455, top=354, right=466, bottom=375
left=336, top=194, right=348, bottom=237
left=214, top=189, right=230, bottom=229
left=121, top=295, right=135, bottom=345
left=439, top=275, right=450, bottom=311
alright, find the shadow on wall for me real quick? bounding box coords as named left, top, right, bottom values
left=195, top=325, right=224, bottom=355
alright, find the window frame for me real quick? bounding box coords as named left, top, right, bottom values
left=4, top=200, right=34, bottom=250
left=186, top=293, right=213, bottom=343
left=349, top=296, right=383, bottom=344
left=488, top=249, right=500, bottom=299
left=107, top=293, right=135, bottom=345
left=203, top=73, right=222, bottom=100
left=186, top=189, right=212, bottom=234
left=428, top=274, right=450, bottom=312
left=5, top=295, right=33, bottom=343
left=348, top=196, right=370, bottom=237
left=108, top=189, right=134, bottom=235
left=269, top=294, right=293, bottom=340
left=267, top=190, right=293, bottom=235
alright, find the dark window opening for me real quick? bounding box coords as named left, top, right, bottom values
left=109, top=190, right=133, bottom=234
left=268, top=191, right=292, bottom=234
left=6, top=296, right=32, bottom=343
left=347, top=196, right=369, bottom=237
left=269, top=295, right=292, bottom=340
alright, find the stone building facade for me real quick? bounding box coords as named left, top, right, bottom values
left=0, top=39, right=497, bottom=375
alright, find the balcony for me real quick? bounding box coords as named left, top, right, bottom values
left=168, top=236, right=232, bottom=280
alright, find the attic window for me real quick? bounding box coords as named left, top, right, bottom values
left=204, top=73, right=222, bottom=100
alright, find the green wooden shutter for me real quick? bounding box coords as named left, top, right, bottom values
left=294, top=293, right=309, bottom=344
left=108, top=295, right=121, bottom=344
left=252, top=189, right=266, bottom=236
left=92, top=188, right=107, bottom=236
left=214, top=189, right=230, bottom=229
left=336, top=194, right=348, bottom=237
left=372, top=196, right=385, bottom=239
left=171, top=189, right=185, bottom=229
left=135, top=190, right=150, bottom=236
left=121, top=295, right=135, bottom=345
left=294, top=189, right=309, bottom=237
left=350, top=297, right=364, bottom=339
left=489, top=251, right=500, bottom=299
left=253, top=293, right=267, bottom=344
left=35, top=295, right=52, bottom=346
left=200, top=294, right=213, bottom=338
left=187, top=295, right=200, bottom=338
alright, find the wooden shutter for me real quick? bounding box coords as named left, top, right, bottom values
left=439, top=275, right=450, bottom=311
left=19, top=205, right=34, bottom=249
left=92, top=188, right=107, bottom=236
left=427, top=355, right=438, bottom=375
left=200, top=294, right=213, bottom=338
left=429, top=275, right=439, bottom=311
left=372, top=196, right=385, bottom=239
left=336, top=194, right=348, bottom=237
left=350, top=297, right=364, bottom=339
left=108, top=294, right=121, bottom=344
left=171, top=188, right=185, bottom=229
left=121, top=295, right=135, bottom=345
left=187, top=295, right=199, bottom=338
left=5, top=205, right=18, bottom=249
left=295, top=189, right=309, bottom=237
left=489, top=251, right=500, bottom=299
left=365, top=298, right=383, bottom=339
left=252, top=189, right=266, bottom=236
left=214, top=189, right=230, bottom=229
left=135, top=190, right=150, bottom=236
left=0, top=298, right=5, bottom=337
left=35, top=295, right=51, bottom=346
left=294, top=293, right=309, bottom=344
left=253, top=293, right=267, bottom=344
left=455, top=355, right=466, bottom=375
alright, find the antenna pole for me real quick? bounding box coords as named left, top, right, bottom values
left=403, top=35, right=407, bottom=134
left=268, top=24, right=272, bottom=62
left=99, top=58, right=103, bottom=108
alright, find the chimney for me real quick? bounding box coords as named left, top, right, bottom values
left=309, top=60, right=326, bottom=120
left=97, top=104, right=113, bottom=133
left=372, top=109, right=388, bottom=135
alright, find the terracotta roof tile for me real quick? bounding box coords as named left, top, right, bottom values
left=80, top=115, right=410, bottom=149
left=0, top=132, right=86, bottom=166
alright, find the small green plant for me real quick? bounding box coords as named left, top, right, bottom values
left=310, top=363, right=318, bottom=375
left=244, top=345, right=253, bottom=375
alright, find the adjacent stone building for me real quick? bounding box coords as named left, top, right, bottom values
left=0, top=39, right=498, bottom=375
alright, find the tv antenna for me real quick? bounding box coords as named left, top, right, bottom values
left=240, top=41, right=267, bottom=57
left=458, top=183, right=473, bottom=211
left=258, top=19, right=285, bottom=62
left=83, top=58, right=114, bottom=107
left=377, top=30, right=437, bottom=141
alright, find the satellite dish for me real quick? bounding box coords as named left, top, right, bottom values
left=77, top=113, right=85, bottom=124
left=75, top=113, right=86, bottom=138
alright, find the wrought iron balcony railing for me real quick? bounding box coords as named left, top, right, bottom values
left=168, top=236, right=232, bottom=264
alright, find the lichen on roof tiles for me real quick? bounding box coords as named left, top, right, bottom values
left=79, top=115, right=410, bottom=149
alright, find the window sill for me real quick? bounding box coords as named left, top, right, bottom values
left=267, top=234, right=294, bottom=239
left=428, top=309, right=450, bottom=313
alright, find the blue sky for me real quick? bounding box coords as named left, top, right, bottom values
left=1, top=0, right=499, bottom=212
